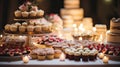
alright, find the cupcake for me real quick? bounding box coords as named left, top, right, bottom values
left=42, top=23, right=52, bottom=33
left=10, top=25, right=18, bottom=32
left=29, top=11, right=37, bottom=17
left=15, top=22, right=21, bottom=27
left=68, top=50, right=74, bottom=60
left=4, top=24, right=11, bottom=32
left=54, top=49, right=62, bottom=58
left=29, top=21, right=35, bottom=25
left=34, top=25, right=41, bottom=33
left=46, top=48, right=54, bottom=60
left=89, top=51, right=95, bottom=61
left=27, top=25, right=34, bottom=33
left=37, top=10, right=44, bottom=17
left=30, top=49, right=38, bottom=59
left=74, top=52, right=81, bottom=61
left=92, top=49, right=98, bottom=59
left=37, top=49, right=46, bottom=60
left=82, top=51, right=89, bottom=61
left=19, top=25, right=26, bottom=33
left=22, top=22, right=28, bottom=26
left=14, top=10, right=22, bottom=18
left=22, top=11, right=29, bottom=18
left=64, top=48, right=71, bottom=59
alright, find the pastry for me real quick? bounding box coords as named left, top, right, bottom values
left=10, top=24, right=18, bottom=32
left=37, top=10, right=44, bottom=17
left=22, top=22, right=28, bottom=26
left=27, top=25, right=34, bottom=33
left=54, top=49, right=62, bottom=58
left=15, top=22, right=21, bottom=27
left=22, top=11, right=29, bottom=18
left=14, top=10, right=22, bottom=18
left=34, top=25, right=42, bottom=33
left=4, top=24, right=11, bottom=32
left=19, top=25, right=26, bottom=33
left=29, top=11, right=37, bottom=17
left=46, top=48, right=54, bottom=60
left=37, top=49, right=46, bottom=60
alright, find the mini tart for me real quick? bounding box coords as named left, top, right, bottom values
left=22, top=11, right=29, bottom=18
left=14, top=10, right=22, bottom=18
left=19, top=25, right=26, bottom=33
left=29, top=11, right=37, bottom=17
left=54, top=49, right=62, bottom=58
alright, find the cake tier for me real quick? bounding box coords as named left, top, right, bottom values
left=107, top=32, right=120, bottom=43
left=64, top=0, right=80, bottom=8
left=60, top=8, right=84, bottom=20
left=110, top=20, right=120, bottom=34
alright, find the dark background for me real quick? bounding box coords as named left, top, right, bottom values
left=0, top=0, right=120, bottom=31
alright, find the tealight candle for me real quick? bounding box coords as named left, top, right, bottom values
left=59, top=53, right=65, bottom=61
left=103, top=56, right=109, bottom=63
left=22, top=55, right=29, bottom=63
left=99, top=53, right=104, bottom=59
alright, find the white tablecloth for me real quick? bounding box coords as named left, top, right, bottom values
left=0, top=58, right=120, bottom=67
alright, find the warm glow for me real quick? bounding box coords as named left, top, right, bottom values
left=93, top=27, right=96, bottom=32
left=59, top=53, right=65, bottom=61
left=78, top=24, right=85, bottom=32
left=79, top=37, right=82, bottom=41
left=22, top=56, right=29, bottom=63
left=0, top=35, right=3, bottom=37
left=73, top=24, right=77, bottom=28
left=103, top=56, right=109, bottom=63
left=97, top=34, right=103, bottom=44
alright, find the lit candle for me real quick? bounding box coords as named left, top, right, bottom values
left=93, top=27, right=96, bottom=32
left=99, top=53, right=104, bottom=59
left=97, top=34, right=103, bottom=44
left=59, top=53, right=65, bottom=61
left=78, top=24, right=85, bottom=34
left=22, top=55, right=29, bottom=63
left=0, top=35, right=3, bottom=38
left=73, top=24, right=77, bottom=28
left=103, top=56, right=109, bottom=63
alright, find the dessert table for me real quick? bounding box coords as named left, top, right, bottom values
left=0, top=58, right=120, bottom=67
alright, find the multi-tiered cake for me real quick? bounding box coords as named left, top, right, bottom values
left=61, top=0, right=84, bottom=28
left=107, top=18, right=120, bottom=44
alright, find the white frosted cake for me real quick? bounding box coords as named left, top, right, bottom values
left=64, top=0, right=80, bottom=8
left=110, top=18, right=120, bottom=34
left=62, top=15, right=74, bottom=28
left=107, top=18, right=120, bottom=43
left=82, top=17, right=93, bottom=30
left=60, top=8, right=84, bottom=20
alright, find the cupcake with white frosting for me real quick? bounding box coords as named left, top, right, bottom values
left=14, top=10, right=22, bottom=18
left=22, top=11, right=29, bottom=18
left=19, top=25, right=26, bottom=33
